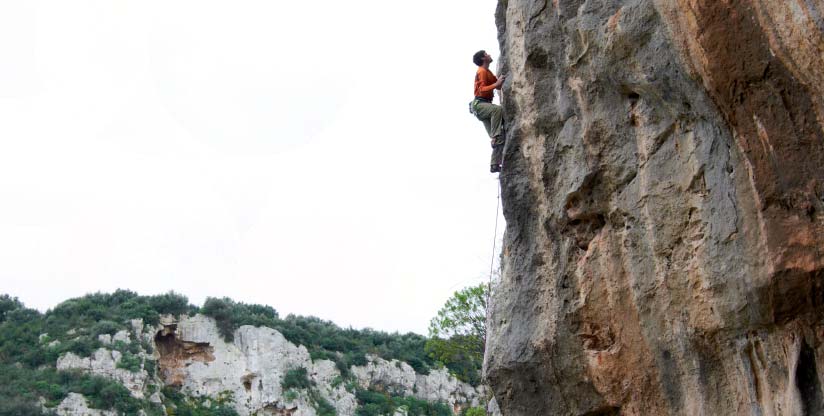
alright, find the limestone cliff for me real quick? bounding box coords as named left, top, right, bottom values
left=55, top=314, right=487, bottom=416
left=485, top=0, right=824, bottom=415
left=154, top=314, right=488, bottom=415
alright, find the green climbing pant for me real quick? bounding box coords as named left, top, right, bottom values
left=472, top=99, right=505, bottom=166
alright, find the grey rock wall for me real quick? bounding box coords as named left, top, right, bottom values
left=485, top=0, right=824, bottom=415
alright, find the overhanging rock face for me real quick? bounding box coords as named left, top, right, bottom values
left=485, top=0, right=824, bottom=414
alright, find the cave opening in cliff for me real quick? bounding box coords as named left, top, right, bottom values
left=154, top=324, right=178, bottom=357
left=154, top=324, right=216, bottom=386
left=795, top=339, right=823, bottom=415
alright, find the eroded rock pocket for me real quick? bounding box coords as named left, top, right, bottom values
left=155, top=324, right=216, bottom=386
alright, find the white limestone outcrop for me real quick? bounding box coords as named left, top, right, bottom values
left=54, top=393, right=117, bottom=416
left=161, top=315, right=485, bottom=416
left=52, top=314, right=489, bottom=415
left=57, top=348, right=148, bottom=398
left=352, top=356, right=485, bottom=410
left=161, top=314, right=356, bottom=416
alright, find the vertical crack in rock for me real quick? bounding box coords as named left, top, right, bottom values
left=154, top=324, right=215, bottom=386
left=796, top=339, right=823, bottom=415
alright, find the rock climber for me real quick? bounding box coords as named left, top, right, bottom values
left=470, top=50, right=506, bottom=173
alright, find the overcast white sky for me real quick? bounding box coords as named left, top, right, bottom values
left=0, top=0, right=503, bottom=335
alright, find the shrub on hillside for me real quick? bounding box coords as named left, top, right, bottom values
left=0, top=398, right=45, bottom=416
left=355, top=388, right=452, bottom=416
left=281, top=367, right=313, bottom=390
left=161, top=386, right=239, bottom=416
left=0, top=290, right=455, bottom=416
left=91, top=320, right=121, bottom=338
left=201, top=297, right=279, bottom=342
left=44, top=290, right=196, bottom=334
left=461, top=407, right=486, bottom=416
left=0, top=293, right=191, bottom=415
left=148, top=292, right=196, bottom=317
left=0, top=295, right=24, bottom=323
left=117, top=351, right=142, bottom=373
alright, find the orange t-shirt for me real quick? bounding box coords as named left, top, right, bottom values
left=474, top=67, right=497, bottom=100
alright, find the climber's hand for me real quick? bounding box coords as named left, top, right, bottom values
left=495, top=75, right=507, bottom=88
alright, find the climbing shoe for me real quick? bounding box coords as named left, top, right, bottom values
left=490, top=164, right=502, bottom=173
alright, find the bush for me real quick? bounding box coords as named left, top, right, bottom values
left=201, top=297, right=279, bottom=342
left=161, top=386, right=239, bottom=416
left=62, top=336, right=102, bottom=357
left=43, top=290, right=193, bottom=334
left=147, top=292, right=196, bottom=317
left=425, top=336, right=482, bottom=386
left=0, top=398, right=46, bottom=416
left=0, top=295, right=24, bottom=323
left=145, top=359, right=157, bottom=377
left=91, top=320, right=121, bottom=338
left=283, top=389, right=298, bottom=402
left=281, top=367, right=313, bottom=390
left=0, top=294, right=175, bottom=415
left=313, top=394, right=337, bottom=416
left=117, top=351, right=142, bottom=373
left=355, top=388, right=453, bottom=416
left=200, top=298, right=235, bottom=341
left=0, top=291, right=455, bottom=416
left=461, top=407, right=486, bottom=416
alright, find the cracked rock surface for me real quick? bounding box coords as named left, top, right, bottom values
left=157, top=315, right=485, bottom=416
left=485, top=0, right=824, bottom=414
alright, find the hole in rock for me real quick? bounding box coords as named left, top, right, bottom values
left=154, top=325, right=216, bottom=386
left=795, top=339, right=823, bottom=415
left=770, top=270, right=824, bottom=323
left=241, top=373, right=257, bottom=392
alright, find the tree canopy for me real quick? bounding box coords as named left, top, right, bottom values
left=425, top=283, right=489, bottom=386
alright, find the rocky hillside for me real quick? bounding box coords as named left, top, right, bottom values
left=486, top=0, right=824, bottom=415
left=0, top=292, right=491, bottom=416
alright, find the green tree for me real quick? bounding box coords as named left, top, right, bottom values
left=426, top=283, right=489, bottom=385
left=0, top=295, right=23, bottom=323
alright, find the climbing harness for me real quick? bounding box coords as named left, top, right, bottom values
left=469, top=97, right=492, bottom=117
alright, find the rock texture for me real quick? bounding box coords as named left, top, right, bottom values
left=352, top=356, right=487, bottom=412
left=485, top=0, right=824, bottom=415
left=154, top=314, right=352, bottom=416
left=57, top=349, right=149, bottom=398
left=48, top=313, right=486, bottom=415
left=54, top=393, right=117, bottom=416
left=157, top=315, right=485, bottom=416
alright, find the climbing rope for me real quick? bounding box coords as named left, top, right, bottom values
left=489, top=83, right=505, bottom=286
left=487, top=176, right=501, bottom=311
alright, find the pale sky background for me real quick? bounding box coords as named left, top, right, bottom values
left=0, top=0, right=503, bottom=335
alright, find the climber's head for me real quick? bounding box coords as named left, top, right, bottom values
left=473, top=50, right=492, bottom=66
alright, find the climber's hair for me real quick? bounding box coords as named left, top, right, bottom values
left=473, top=50, right=486, bottom=66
